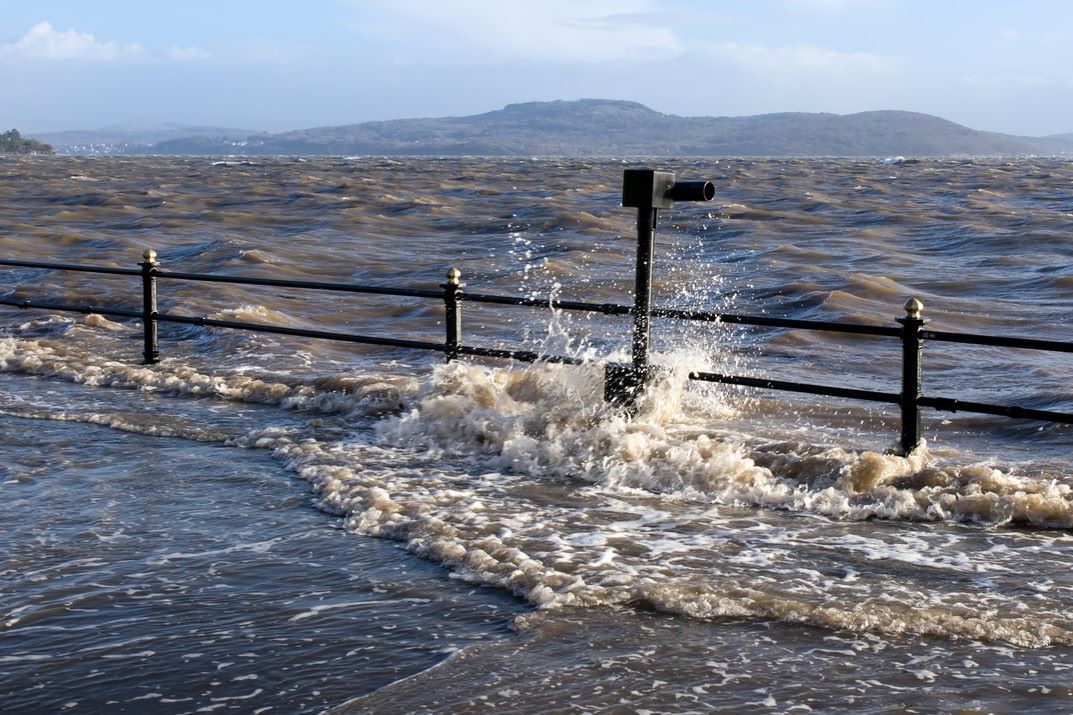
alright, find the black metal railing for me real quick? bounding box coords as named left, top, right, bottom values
left=2, top=168, right=1071, bottom=456
left=3, top=251, right=1072, bottom=456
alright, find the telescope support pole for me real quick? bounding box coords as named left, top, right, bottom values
left=632, top=207, right=657, bottom=372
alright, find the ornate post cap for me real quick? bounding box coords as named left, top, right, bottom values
left=445, top=267, right=462, bottom=286
left=142, top=249, right=158, bottom=264
left=904, top=297, right=923, bottom=320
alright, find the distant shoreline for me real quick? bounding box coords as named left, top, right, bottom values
left=12, top=152, right=1072, bottom=161
left=27, top=100, right=1073, bottom=158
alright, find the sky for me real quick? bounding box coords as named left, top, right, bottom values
left=2, top=0, right=1072, bottom=136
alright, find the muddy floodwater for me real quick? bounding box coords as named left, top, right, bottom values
left=2, top=156, right=1073, bottom=712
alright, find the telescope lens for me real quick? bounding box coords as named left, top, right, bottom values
left=667, top=181, right=715, bottom=202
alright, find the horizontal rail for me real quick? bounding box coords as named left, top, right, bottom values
left=923, top=329, right=1073, bottom=354
left=161, top=313, right=589, bottom=364
left=689, top=368, right=1073, bottom=423
left=0, top=258, right=140, bottom=277
left=0, top=296, right=585, bottom=363
left=919, top=396, right=1073, bottom=424
left=155, top=270, right=443, bottom=300
left=688, top=370, right=901, bottom=404
left=0, top=259, right=444, bottom=299
left=458, top=345, right=586, bottom=365
left=154, top=312, right=445, bottom=353
left=462, top=292, right=903, bottom=339
left=0, top=297, right=143, bottom=320
left=656, top=307, right=902, bottom=337
left=461, top=291, right=633, bottom=315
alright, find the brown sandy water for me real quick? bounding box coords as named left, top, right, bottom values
left=2, top=155, right=1073, bottom=712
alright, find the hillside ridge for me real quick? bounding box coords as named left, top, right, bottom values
left=29, top=100, right=1073, bottom=156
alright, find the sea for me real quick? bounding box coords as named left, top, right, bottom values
left=2, top=155, right=1073, bottom=713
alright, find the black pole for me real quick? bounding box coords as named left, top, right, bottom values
left=140, top=249, right=159, bottom=364
left=607, top=169, right=713, bottom=405
left=897, top=298, right=925, bottom=455
left=632, top=207, right=657, bottom=371
left=442, top=267, right=462, bottom=361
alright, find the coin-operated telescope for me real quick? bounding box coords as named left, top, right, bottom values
left=605, top=169, right=715, bottom=406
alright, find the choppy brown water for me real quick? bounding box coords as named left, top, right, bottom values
left=2, top=155, right=1073, bottom=713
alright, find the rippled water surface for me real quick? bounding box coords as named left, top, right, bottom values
left=2, top=156, right=1073, bottom=712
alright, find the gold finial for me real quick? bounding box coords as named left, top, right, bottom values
left=904, top=297, right=923, bottom=320
left=142, top=249, right=158, bottom=263
left=446, top=267, right=461, bottom=286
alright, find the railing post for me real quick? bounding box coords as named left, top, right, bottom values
left=896, top=297, right=925, bottom=455
left=140, top=249, right=159, bottom=364
left=442, top=267, right=463, bottom=361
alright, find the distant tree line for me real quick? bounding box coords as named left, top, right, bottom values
left=0, top=129, right=54, bottom=154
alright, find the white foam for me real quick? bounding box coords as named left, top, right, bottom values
left=0, top=336, right=419, bottom=416
left=5, top=335, right=1073, bottom=645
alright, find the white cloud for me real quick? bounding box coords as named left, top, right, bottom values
left=4, top=21, right=143, bottom=61
left=169, top=46, right=211, bottom=61
left=370, top=1, right=680, bottom=63
left=703, top=42, right=897, bottom=77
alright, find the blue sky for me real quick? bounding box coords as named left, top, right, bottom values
left=3, top=0, right=1071, bottom=135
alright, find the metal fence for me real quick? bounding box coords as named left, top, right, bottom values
left=2, top=168, right=1071, bottom=455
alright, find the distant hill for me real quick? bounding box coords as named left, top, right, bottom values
left=35, top=100, right=1073, bottom=157
left=1034, top=133, right=1073, bottom=153
left=0, top=129, right=53, bottom=155
left=29, top=123, right=261, bottom=155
